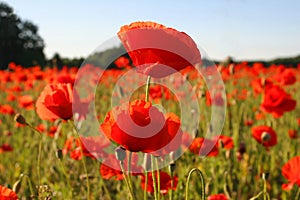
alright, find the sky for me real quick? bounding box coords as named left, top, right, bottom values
left=3, top=0, right=300, bottom=61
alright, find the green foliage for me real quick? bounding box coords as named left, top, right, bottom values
left=0, top=2, right=46, bottom=69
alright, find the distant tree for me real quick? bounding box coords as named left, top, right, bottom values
left=0, top=2, right=45, bottom=69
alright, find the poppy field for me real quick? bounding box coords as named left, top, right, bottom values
left=0, top=21, right=300, bottom=200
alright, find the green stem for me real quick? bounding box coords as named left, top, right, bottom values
left=95, top=159, right=112, bottom=200
left=155, top=158, right=161, bottom=200
left=295, top=187, right=300, bottom=200
left=128, top=152, right=133, bottom=182
left=22, top=174, right=35, bottom=197
left=119, top=161, right=136, bottom=200
left=58, top=158, right=73, bottom=198
left=144, top=171, right=148, bottom=200
left=151, top=155, right=158, bottom=200
left=27, top=124, right=42, bottom=198
left=145, top=76, right=151, bottom=102
left=249, top=191, right=264, bottom=200
left=69, top=120, right=91, bottom=200
left=100, top=177, right=112, bottom=200
left=185, top=168, right=205, bottom=200
left=168, top=165, right=173, bottom=200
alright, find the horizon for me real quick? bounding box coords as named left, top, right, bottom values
left=3, top=0, right=300, bottom=61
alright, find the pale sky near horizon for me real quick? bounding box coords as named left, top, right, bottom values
left=3, top=0, right=300, bottom=61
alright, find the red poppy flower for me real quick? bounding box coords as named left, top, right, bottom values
left=244, top=119, right=254, bottom=126
left=288, top=129, right=298, bottom=139
left=114, top=56, right=130, bottom=68
left=0, top=144, right=13, bottom=153
left=118, top=21, right=201, bottom=78
left=189, top=137, right=219, bottom=157
left=214, top=135, right=234, bottom=150
left=281, top=156, right=300, bottom=190
left=251, top=126, right=277, bottom=148
left=100, top=153, right=142, bottom=180
left=206, top=91, right=224, bottom=106
left=0, top=185, right=18, bottom=200
left=19, top=95, right=34, bottom=110
left=63, top=135, right=109, bottom=160
left=100, top=156, right=124, bottom=180
left=36, top=83, right=88, bottom=121
left=260, top=85, right=296, bottom=118
left=274, top=68, right=296, bottom=85
left=36, top=83, right=74, bottom=120
left=251, top=78, right=273, bottom=94
left=100, top=99, right=182, bottom=155
left=141, top=171, right=178, bottom=195
left=0, top=104, right=15, bottom=115
left=149, top=85, right=163, bottom=100
left=208, top=193, right=228, bottom=200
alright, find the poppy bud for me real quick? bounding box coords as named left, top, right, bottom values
left=262, top=172, right=269, bottom=180
left=261, top=131, right=271, bottom=142
left=14, top=113, right=27, bottom=125
left=218, top=139, right=225, bottom=148
left=115, top=146, right=126, bottom=161
left=56, top=149, right=63, bottom=160
left=169, top=162, right=176, bottom=173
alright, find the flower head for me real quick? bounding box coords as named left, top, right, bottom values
left=251, top=126, right=277, bottom=148
left=282, top=156, right=300, bottom=190
left=118, top=21, right=201, bottom=78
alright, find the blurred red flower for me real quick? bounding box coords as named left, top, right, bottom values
left=100, top=157, right=124, bottom=180
left=0, top=104, right=15, bottom=115
left=189, top=137, right=219, bottom=157
left=260, top=85, right=296, bottom=118
left=251, top=126, right=277, bottom=148
left=114, top=56, right=130, bottom=68
left=207, top=193, right=228, bottom=200
left=288, top=129, right=298, bottom=139
left=251, top=78, right=273, bottom=94
left=100, top=99, right=182, bottom=155
left=100, top=154, right=141, bottom=180
left=282, top=156, right=300, bottom=190
left=214, top=135, right=234, bottom=150
left=0, top=144, right=13, bottom=153
left=63, top=135, right=109, bottom=160
left=118, top=21, right=201, bottom=78
left=0, top=185, right=18, bottom=200
left=141, top=171, right=178, bottom=195
left=19, top=95, right=34, bottom=110
left=274, top=68, right=296, bottom=85
left=206, top=91, right=224, bottom=106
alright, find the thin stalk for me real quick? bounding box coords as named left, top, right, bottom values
left=58, top=158, right=73, bottom=198
left=185, top=168, right=205, bottom=200
left=155, top=158, right=161, bottom=200
left=145, top=76, right=151, bottom=102
left=68, top=120, right=91, bottom=200
left=168, top=165, right=174, bottom=200
left=144, top=171, right=148, bottom=200
left=26, top=124, right=43, bottom=198
left=296, top=187, right=300, bottom=200
left=128, top=151, right=133, bottom=182
left=249, top=191, right=264, bottom=200
left=22, top=174, right=35, bottom=197
left=151, top=155, right=158, bottom=200
left=95, top=159, right=112, bottom=200
left=263, top=173, right=270, bottom=200
left=119, top=161, right=136, bottom=200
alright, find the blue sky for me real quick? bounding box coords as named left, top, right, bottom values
left=4, top=0, right=300, bottom=61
